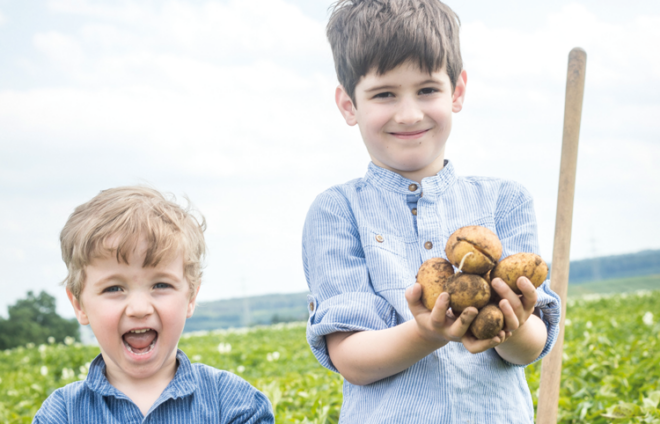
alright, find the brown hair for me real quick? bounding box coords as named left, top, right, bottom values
left=60, top=186, right=206, bottom=299
left=327, top=0, right=462, bottom=104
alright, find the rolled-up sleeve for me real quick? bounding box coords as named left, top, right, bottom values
left=303, top=189, right=397, bottom=373
left=495, top=182, right=562, bottom=366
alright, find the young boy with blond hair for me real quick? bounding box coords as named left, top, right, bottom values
left=302, top=0, right=561, bottom=422
left=34, top=186, right=274, bottom=423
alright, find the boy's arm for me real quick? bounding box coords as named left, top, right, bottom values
left=327, top=286, right=508, bottom=386
left=491, top=182, right=562, bottom=366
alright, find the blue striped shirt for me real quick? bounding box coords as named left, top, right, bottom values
left=33, top=350, right=274, bottom=424
left=303, top=161, right=561, bottom=424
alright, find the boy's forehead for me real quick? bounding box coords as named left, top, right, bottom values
left=358, top=62, right=450, bottom=89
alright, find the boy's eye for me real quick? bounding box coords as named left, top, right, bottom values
left=419, top=87, right=438, bottom=95
left=154, top=282, right=172, bottom=290
left=103, top=286, right=122, bottom=293
left=373, top=92, right=394, bottom=99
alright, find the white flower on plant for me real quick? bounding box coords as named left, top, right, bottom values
left=61, top=368, right=75, bottom=380
left=586, top=321, right=592, bottom=329
left=192, top=355, right=202, bottom=362
left=565, top=319, right=572, bottom=326
left=217, top=343, right=232, bottom=354
left=47, top=337, right=55, bottom=344
left=40, top=366, right=48, bottom=376
left=64, top=336, right=75, bottom=346
left=236, top=365, right=245, bottom=373
left=267, top=351, right=281, bottom=362
left=26, top=343, right=35, bottom=349
left=642, top=312, right=653, bottom=326
left=38, top=344, right=47, bottom=354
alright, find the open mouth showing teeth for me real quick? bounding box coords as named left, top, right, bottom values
left=122, top=328, right=158, bottom=355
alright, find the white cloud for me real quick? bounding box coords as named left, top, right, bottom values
left=33, top=32, right=85, bottom=74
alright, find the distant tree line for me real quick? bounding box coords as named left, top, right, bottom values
left=0, top=291, right=79, bottom=350
left=565, top=249, right=660, bottom=284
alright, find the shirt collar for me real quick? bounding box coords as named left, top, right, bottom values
left=85, top=349, right=197, bottom=401
left=364, top=160, right=457, bottom=195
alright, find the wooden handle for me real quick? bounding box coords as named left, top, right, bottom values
left=536, top=48, right=587, bottom=424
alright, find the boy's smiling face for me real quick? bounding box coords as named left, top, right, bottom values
left=336, top=61, right=467, bottom=183
left=67, top=240, right=198, bottom=386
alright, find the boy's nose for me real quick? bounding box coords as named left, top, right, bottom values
left=394, top=97, right=424, bottom=125
left=125, top=292, right=155, bottom=318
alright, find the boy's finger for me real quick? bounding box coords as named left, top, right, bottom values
left=499, top=299, right=520, bottom=332
left=516, top=277, right=538, bottom=312
left=429, top=292, right=450, bottom=327
left=462, top=332, right=502, bottom=353
left=405, top=284, right=430, bottom=317
left=447, top=306, right=477, bottom=338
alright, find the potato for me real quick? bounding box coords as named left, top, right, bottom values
left=470, top=304, right=504, bottom=340
left=445, top=226, right=502, bottom=275
left=446, top=273, right=490, bottom=315
left=416, top=257, right=455, bottom=310
left=491, top=252, right=548, bottom=294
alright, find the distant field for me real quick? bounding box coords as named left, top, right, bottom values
left=568, top=274, right=660, bottom=297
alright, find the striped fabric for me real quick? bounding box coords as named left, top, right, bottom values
left=33, top=350, right=274, bottom=424
left=303, top=160, right=561, bottom=424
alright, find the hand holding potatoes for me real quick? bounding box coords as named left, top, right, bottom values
left=415, top=225, right=548, bottom=341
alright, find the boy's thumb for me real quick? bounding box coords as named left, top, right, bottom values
left=405, top=284, right=427, bottom=315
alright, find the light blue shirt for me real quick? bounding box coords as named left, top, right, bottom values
left=33, top=350, right=274, bottom=424
left=303, top=161, right=561, bottom=424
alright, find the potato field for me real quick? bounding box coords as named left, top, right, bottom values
left=1, top=290, right=659, bottom=423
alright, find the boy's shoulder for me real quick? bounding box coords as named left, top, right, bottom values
left=32, top=379, right=86, bottom=423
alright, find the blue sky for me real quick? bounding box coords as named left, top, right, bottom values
left=1, top=0, right=659, bottom=317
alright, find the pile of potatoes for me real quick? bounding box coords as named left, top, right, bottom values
left=416, top=226, right=548, bottom=340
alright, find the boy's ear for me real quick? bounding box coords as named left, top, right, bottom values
left=335, top=85, right=358, bottom=126
left=186, top=285, right=201, bottom=319
left=451, top=69, right=468, bottom=113
left=66, top=287, right=90, bottom=326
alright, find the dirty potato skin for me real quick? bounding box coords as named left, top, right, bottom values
left=446, top=273, right=491, bottom=315
left=491, top=252, right=549, bottom=294
left=416, top=258, right=455, bottom=310
left=445, top=226, right=503, bottom=275
left=470, top=304, right=504, bottom=340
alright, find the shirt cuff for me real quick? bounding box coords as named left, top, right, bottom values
left=306, top=292, right=397, bottom=373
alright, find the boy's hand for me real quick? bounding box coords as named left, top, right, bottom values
left=405, top=283, right=507, bottom=353
left=491, top=276, right=538, bottom=336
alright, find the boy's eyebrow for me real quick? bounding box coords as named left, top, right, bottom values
left=364, top=84, right=400, bottom=93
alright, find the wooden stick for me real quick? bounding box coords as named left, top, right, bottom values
left=536, top=48, right=587, bottom=424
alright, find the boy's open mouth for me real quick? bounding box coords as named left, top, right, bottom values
left=122, top=328, right=158, bottom=355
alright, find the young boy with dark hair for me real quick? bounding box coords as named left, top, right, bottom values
left=303, top=0, right=561, bottom=422
left=34, top=186, right=274, bottom=423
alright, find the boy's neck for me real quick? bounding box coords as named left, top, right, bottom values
left=372, top=154, right=446, bottom=184
left=104, top=352, right=178, bottom=416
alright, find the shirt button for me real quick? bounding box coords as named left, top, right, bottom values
left=424, top=241, right=433, bottom=250
left=411, top=208, right=417, bottom=216
left=408, top=184, right=418, bottom=192
left=309, top=302, right=315, bottom=311
left=375, top=235, right=385, bottom=243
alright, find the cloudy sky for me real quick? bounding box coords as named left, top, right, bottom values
left=1, top=0, right=659, bottom=317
